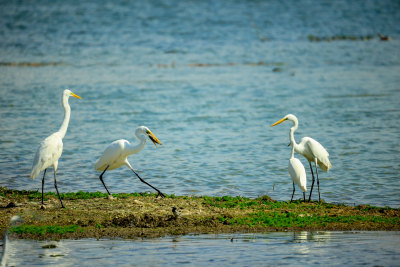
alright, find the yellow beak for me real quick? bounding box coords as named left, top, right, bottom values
left=270, top=117, right=287, bottom=127
left=71, top=92, right=82, bottom=99
left=147, top=131, right=162, bottom=148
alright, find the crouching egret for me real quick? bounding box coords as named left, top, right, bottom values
left=271, top=114, right=332, bottom=202
left=30, top=89, right=81, bottom=208
left=94, top=126, right=165, bottom=197
left=288, top=145, right=307, bottom=201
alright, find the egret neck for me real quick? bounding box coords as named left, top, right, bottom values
left=289, top=116, right=299, bottom=153
left=58, top=93, right=72, bottom=139
left=290, top=143, right=295, bottom=159
left=125, top=129, right=148, bottom=156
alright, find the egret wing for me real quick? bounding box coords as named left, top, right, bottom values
left=288, top=157, right=307, bottom=192
left=30, top=133, right=63, bottom=179
left=303, top=137, right=331, bottom=171
left=94, top=140, right=127, bottom=171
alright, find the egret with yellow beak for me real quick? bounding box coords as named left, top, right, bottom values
left=271, top=114, right=331, bottom=202
left=94, top=126, right=165, bottom=197
left=30, top=89, right=82, bottom=208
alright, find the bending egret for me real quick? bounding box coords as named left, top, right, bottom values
left=271, top=114, right=332, bottom=202
left=288, top=145, right=307, bottom=201
left=30, top=89, right=81, bottom=208
left=94, top=126, right=165, bottom=197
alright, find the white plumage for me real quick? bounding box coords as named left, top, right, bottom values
left=30, top=89, right=81, bottom=208
left=288, top=146, right=307, bottom=201
left=294, top=136, right=332, bottom=172
left=30, top=133, right=63, bottom=180
left=94, top=139, right=134, bottom=172
left=271, top=114, right=331, bottom=202
left=95, top=126, right=165, bottom=197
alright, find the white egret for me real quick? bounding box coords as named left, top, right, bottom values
left=94, top=126, right=165, bottom=197
left=271, top=114, right=332, bottom=202
left=30, top=89, right=81, bottom=208
left=288, top=145, right=307, bottom=201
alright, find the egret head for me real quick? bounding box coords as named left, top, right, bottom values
left=270, top=114, right=298, bottom=127
left=271, top=114, right=299, bottom=147
left=137, top=126, right=162, bottom=148
left=63, top=89, right=82, bottom=99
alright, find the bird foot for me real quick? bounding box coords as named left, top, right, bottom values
left=40, top=205, right=46, bottom=210
left=107, top=195, right=115, bottom=200
left=157, top=192, right=166, bottom=198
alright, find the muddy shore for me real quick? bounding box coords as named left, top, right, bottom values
left=1, top=187, right=399, bottom=240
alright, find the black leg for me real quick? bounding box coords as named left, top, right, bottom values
left=53, top=169, right=65, bottom=208
left=315, top=162, right=321, bottom=202
left=308, top=162, right=315, bottom=202
left=99, top=165, right=111, bottom=195
left=303, top=192, right=305, bottom=202
left=41, top=169, right=47, bottom=205
left=130, top=169, right=165, bottom=198
left=290, top=182, right=295, bottom=202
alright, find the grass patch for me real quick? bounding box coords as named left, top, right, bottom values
left=203, top=195, right=258, bottom=208
left=11, top=225, right=80, bottom=235
left=203, top=195, right=311, bottom=210
left=220, top=211, right=400, bottom=228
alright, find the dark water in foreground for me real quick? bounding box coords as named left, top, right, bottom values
left=2, top=232, right=400, bottom=266
left=0, top=0, right=399, bottom=265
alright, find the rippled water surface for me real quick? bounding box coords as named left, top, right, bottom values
left=1, top=0, right=399, bottom=207
left=1, top=0, right=400, bottom=265
left=2, top=232, right=400, bottom=266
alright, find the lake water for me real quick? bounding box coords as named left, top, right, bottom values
left=2, top=232, right=400, bottom=266
left=0, top=0, right=399, bottom=265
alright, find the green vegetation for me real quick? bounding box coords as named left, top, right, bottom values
left=202, top=195, right=258, bottom=209
left=204, top=195, right=400, bottom=228
left=11, top=225, right=80, bottom=235
left=219, top=211, right=400, bottom=228
left=1, top=187, right=399, bottom=240
left=0, top=187, right=165, bottom=201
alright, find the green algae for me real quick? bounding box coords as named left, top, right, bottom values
left=11, top=225, right=80, bottom=235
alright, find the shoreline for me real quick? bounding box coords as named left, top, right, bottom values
left=1, top=186, right=399, bottom=240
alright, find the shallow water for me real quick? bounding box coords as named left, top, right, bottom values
left=2, top=232, right=400, bottom=266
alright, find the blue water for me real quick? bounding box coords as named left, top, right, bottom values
left=1, top=0, right=399, bottom=207
left=0, top=1, right=400, bottom=264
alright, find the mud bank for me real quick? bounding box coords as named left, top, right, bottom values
left=1, top=187, right=399, bottom=240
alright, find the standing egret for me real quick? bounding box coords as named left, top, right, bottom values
left=271, top=114, right=332, bottom=202
left=30, top=89, right=81, bottom=208
left=94, top=126, right=165, bottom=197
left=288, top=144, right=307, bottom=202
